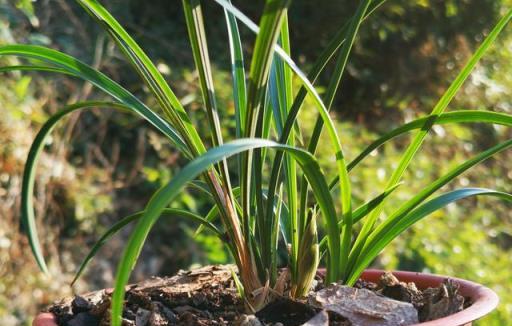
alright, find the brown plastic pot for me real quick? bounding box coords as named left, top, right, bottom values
left=32, top=269, right=498, bottom=326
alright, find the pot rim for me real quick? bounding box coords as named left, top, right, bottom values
left=33, top=269, right=499, bottom=326
left=360, top=269, right=499, bottom=326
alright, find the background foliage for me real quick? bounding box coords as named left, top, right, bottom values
left=0, top=0, right=511, bottom=325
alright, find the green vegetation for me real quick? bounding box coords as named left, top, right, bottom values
left=1, top=1, right=512, bottom=325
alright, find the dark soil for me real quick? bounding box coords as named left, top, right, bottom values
left=47, top=265, right=465, bottom=326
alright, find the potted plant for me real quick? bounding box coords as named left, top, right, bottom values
left=1, top=0, right=510, bottom=325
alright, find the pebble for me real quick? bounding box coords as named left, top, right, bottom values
left=235, top=314, right=263, bottom=326
left=71, top=296, right=92, bottom=314
left=135, top=308, right=151, bottom=326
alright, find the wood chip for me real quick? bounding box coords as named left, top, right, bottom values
left=309, top=284, right=418, bottom=326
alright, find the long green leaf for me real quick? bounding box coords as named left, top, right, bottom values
left=183, top=0, right=237, bottom=240
left=350, top=10, right=512, bottom=266
left=219, top=0, right=386, bottom=281
left=76, top=0, right=205, bottom=155
left=72, top=208, right=221, bottom=285
left=312, top=0, right=373, bottom=280
left=318, top=183, right=403, bottom=254
left=224, top=0, right=247, bottom=181
left=183, top=0, right=223, bottom=148
left=0, top=65, right=70, bottom=75
left=327, top=110, right=512, bottom=190
left=265, top=11, right=298, bottom=283
left=347, top=139, right=512, bottom=283
left=214, top=0, right=386, bottom=151
left=18, top=101, right=138, bottom=273
left=238, top=0, right=290, bottom=283
left=350, top=110, right=512, bottom=171
left=0, top=47, right=188, bottom=154
left=348, top=187, right=512, bottom=284
left=110, top=138, right=339, bottom=326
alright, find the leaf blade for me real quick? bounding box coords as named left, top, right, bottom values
left=348, top=187, right=512, bottom=284
left=347, top=139, right=512, bottom=283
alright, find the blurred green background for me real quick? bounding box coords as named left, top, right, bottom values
left=0, top=0, right=511, bottom=325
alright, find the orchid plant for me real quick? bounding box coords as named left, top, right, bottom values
left=1, top=1, right=511, bottom=325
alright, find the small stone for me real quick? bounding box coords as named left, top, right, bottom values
left=71, top=296, right=92, bottom=314
left=310, top=280, right=319, bottom=291
left=235, top=314, right=263, bottom=326
left=135, top=308, right=151, bottom=326
left=124, top=309, right=136, bottom=320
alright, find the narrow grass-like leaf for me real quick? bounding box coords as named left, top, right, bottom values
left=0, top=46, right=189, bottom=154
left=347, top=139, right=512, bottom=283
left=220, top=0, right=358, bottom=281
left=348, top=187, right=512, bottom=285
left=110, top=138, right=339, bottom=326
left=318, top=183, right=402, bottom=254
left=238, top=0, right=290, bottom=284
left=0, top=65, right=70, bottom=75
left=304, top=0, right=372, bottom=280
left=384, top=10, right=512, bottom=187
left=224, top=0, right=247, bottom=138
left=265, top=12, right=298, bottom=282
left=244, top=0, right=289, bottom=136
left=63, top=1, right=245, bottom=269
left=224, top=0, right=247, bottom=182
left=214, top=0, right=386, bottom=150
left=183, top=0, right=237, bottom=239
left=76, top=0, right=206, bottom=155
left=183, top=0, right=223, bottom=148
left=72, top=208, right=221, bottom=285
left=217, top=0, right=384, bottom=281
left=18, top=101, right=138, bottom=273
left=326, top=110, right=512, bottom=190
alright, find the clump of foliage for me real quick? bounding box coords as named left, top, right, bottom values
left=1, top=1, right=511, bottom=325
